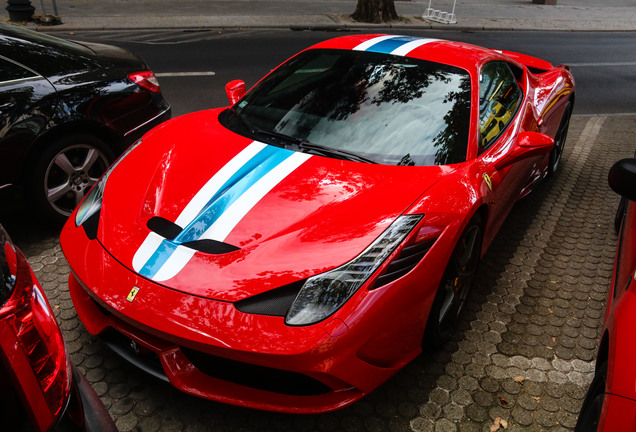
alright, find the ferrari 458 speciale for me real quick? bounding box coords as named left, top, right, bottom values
left=61, top=35, right=574, bottom=413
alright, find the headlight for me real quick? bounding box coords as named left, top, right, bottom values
left=75, top=140, right=142, bottom=227
left=285, top=214, right=422, bottom=326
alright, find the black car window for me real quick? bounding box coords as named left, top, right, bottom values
left=478, top=61, right=523, bottom=152
left=230, top=49, right=471, bottom=166
left=0, top=57, right=37, bottom=83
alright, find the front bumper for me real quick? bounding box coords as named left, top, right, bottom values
left=61, top=217, right=456, bottom=413
left=67, top=267, right=373, bottom=413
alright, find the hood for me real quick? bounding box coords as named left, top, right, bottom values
left=98, top=109, right=453, bottom=302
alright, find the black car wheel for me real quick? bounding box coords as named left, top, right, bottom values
left=574, top=360, right=607, bottom=432
left=31, top=134, right=114, bottom=224
left=425, top=215, right=482, bottom=346
left=549, top=101, right=572, bottom=175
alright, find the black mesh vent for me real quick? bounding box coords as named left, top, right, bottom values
left=181, top=347, right=332, bottom=396
left=372, top=238, right=437, bottom=289
left=181, top=239, right=240, bottom=254
left=147, top=216, right=182, bottom=240
left=147, top=216, right=240, bottom=254
left=234, top=280, right=304, bottom=317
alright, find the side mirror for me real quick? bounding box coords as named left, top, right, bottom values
left=225, top=80, right=246, bottom=106
left=494, top=131, right=554, bottom=171
left=609, top=158, right=636, bottom=202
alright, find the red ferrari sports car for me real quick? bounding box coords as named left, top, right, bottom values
left=61, top=35, right=574, bottom=413
left=575, top=156, right=636, bottom=431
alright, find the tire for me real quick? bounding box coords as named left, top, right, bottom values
left=548, top=101, right=572, bottom=176
left=30, top=134, right=115, bottom=225
left=614, top=196, right=627, bottom=234
left=574, top=360, right=607, bottom=432
left=424, top=214, right=483, bottom=346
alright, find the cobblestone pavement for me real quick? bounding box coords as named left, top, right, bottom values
left=4, top=114, right=635, bottom=431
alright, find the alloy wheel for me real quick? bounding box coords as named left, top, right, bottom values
left=44, top=144, right=110, bottom=217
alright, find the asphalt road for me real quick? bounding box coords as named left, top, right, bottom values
left=3, top=28, right=636, bottom=432
left=60, top=29, right=636, bottom=117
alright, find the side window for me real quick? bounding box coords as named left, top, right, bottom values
left=479, top=61, right=523, bottom=151
left=0, top=57, right=37, bottom=84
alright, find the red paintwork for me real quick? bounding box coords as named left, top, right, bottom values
left=595, top=192, right=636, bottom=430
left=60, top=34, right=575, bottom=413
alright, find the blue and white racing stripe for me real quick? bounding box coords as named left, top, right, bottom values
left=132, top=141, right=311, bottom=282
left=353, top=35, right=441, bottom=56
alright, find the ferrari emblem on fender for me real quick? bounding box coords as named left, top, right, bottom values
left=483, top=173, right=493, bottom=191
left=126, top=287, right=140, bottom=302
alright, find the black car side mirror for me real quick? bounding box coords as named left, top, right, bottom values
left=609, top=158, right=636, bottom=202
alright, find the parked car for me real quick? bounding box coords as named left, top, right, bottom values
left=61, top=34, right=575, bottom=413
left=0, top=23, right=171, bottom=223
left=575, top=156, right=636, bottom=431
left=0, top=223, right=117, bottom=431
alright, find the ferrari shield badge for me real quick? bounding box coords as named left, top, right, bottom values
left=483, top=173, right=493, bottom=191
left=127, top=286, right=140, bottom=302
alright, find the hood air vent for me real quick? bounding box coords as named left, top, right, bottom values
left=147, top=216, right=240, bottom=255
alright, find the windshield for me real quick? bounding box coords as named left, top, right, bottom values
left=229, top=49, right=471, bottom=166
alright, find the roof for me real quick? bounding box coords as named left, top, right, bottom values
left=310, top=34, right=504, bottom=72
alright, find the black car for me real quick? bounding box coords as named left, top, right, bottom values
left=0, top=24, right=171, bottom=222
left=0, top=223, right=117, bottom=431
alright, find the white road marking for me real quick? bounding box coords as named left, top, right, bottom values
left=155, top=72, right=216, bottom=77
left=568, top=61, right=636, bottom=67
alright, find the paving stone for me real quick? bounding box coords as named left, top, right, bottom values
left=434, top=419, right=457, bottom=432
left=115, top=413, right=139, bottom=432
left=410, top=417, right=434, bottom=432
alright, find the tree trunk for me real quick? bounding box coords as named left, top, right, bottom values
left=352, top=0, right=398, bottom=23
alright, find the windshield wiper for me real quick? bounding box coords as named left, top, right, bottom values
left=226, top=109, right=301, bottom=149
left=225, top=109, right=377, bottom=164
left=296, top=141, right=378, bottom=164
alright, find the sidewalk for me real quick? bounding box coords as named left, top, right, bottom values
left=11, top=0, right=636, bottom=32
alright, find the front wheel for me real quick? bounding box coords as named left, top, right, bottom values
left=574, top=360, right=607, bottom=432
left=30, top=134, right=114, bottom=225
left=424, top=215, right=483, bottom=346
left=548, top=101, right=572, bottom=176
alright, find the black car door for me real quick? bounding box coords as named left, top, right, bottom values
left=0, top=56, right=56, bottom=190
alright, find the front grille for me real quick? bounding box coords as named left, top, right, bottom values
left=181, top=347, right=332, bottom=396
left=99, top=329, right=168, bottom=383
left=372, top=239, right=436, bottom=289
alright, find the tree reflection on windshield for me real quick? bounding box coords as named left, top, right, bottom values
left=235, top=49, right=471, bottom=166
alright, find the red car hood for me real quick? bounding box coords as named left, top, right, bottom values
left=98, top=109, right=453, bottom=302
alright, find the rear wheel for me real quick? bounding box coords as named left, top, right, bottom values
left=30, top=134, right=114, bottom=224
left=425, top=215, right=482, bottom=346
left=548, top=101, right=572, bottom=175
